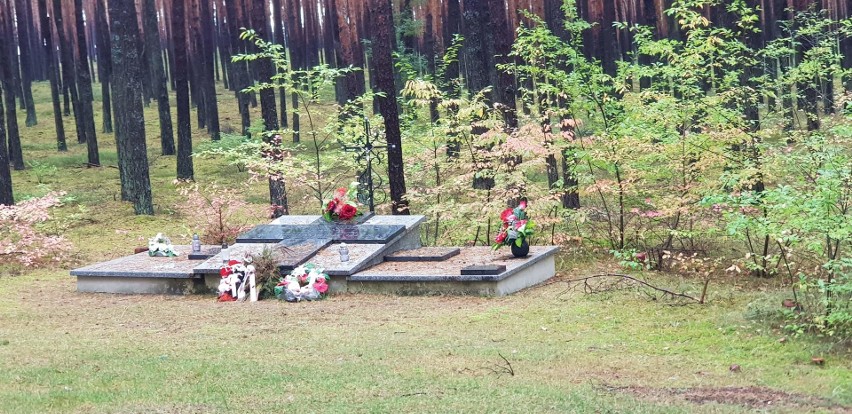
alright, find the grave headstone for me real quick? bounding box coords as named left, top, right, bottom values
left=235, top=223, right=404, bottom=244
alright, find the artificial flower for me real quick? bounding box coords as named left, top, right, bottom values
left=339, top=204, right=358, bottom=220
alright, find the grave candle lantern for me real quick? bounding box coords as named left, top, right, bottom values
left=191, top=234, right=201, bottom=253
left=339, top=243, right=350, bottom=262
left=221, top=241, right=229, bottom=265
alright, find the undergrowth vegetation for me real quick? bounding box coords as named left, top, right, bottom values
left=392, top=1, right=852, bottom=342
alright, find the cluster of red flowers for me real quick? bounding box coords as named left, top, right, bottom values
left=493, top=200, right=531, bottom=246
left=323, top=187, right=359, bottom=221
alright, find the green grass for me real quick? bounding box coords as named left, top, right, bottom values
left=0, top=82, right=849, bottom=413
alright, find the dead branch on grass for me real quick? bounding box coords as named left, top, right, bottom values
left=559, top=273, right=704, bottom=304
left=487, top=352, right=515, bottom=377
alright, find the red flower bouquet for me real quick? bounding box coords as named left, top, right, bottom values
left=492, top=200, right=535, bottom=250
left=322, top=184, right=362, bottom=222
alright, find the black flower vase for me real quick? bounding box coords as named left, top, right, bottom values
left=510, top=239, right=530, bottom=258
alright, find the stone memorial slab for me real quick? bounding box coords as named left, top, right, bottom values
left=348, top=246, right=559, bottom=296
left=385, top=247, right=461, bottom=262
left=192, top=243, right=277, bottom=274
left=364, top=215, right=425, bottom=228
left=351, top=246, right=558, bottom=281
left=307, top=243, right=385, bottom=275
left=235, top=224, right=404, bottom=244
left=188, top=246, right=222, bottom=260
left=269, top=215, right=322, bottom=226
left=276, top=241, right=330, bottom=271
left=192, top=242, right=328, bottom=275
left=71, top=245, right=209, bottom=278
left=460, top=264, right=506, bottom=275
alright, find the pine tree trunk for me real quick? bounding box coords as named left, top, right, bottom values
left=253, top=0, right=279, bottom=132
left=109, top=0, right=155, bottom=214
left=52, top=0, right=85, bottom=144
left=461, top=0, right=490, bottom=95
left=0, top=2, right=23, bottom=170
left=199, top=0, right=220, bottom=140
left=370, top=0, right=408, bottom=214
left=37, top=0, right=67, bottom=151
left=0, top=84, right=13, bottom=205
left=271, top=0, right=288, bottom=127
left=1, top=53, right=22, bottom=174
left=286, top=0, right=303, bottom=142
left=487, top=0, right=517, bottom=128
left=143, top=0, right=175, bottom=155
left=95, top=0, right=113, bottom=133
left=15, top=0, right=37, bottom=127
left=74, top=0, right=99, bottom=166
left=225, top=0, right=251, bottom=136
left=172, top=0, right=194, bottom=180
left=253, top=0, right=288, bottom=217
left=335, top=0, right=367, bottom=105
left=3, top=2, right=22, bottom=109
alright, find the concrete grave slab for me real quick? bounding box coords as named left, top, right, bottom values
left=235, top=223, right=404, bottom=244
left=71, top=245, right=214, bottom=279
left=385, top=247, right=461, bottom=262
left=349, top=246, right=559, bottom=296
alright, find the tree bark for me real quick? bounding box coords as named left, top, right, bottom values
left=225, top=0, right=251, bottom=136
left=461, top=0, right=490, bottom=95
left=487, top=0, right=517, bottom=128
left=37, top=0, right=67, bottom=151
left=285, top=0, right=303, bottom=142
left=253, top=0, right=288, bottom=217
left=0, top=1, right=23, bottom=170
left=14, top=0, right=37, bottom=127
left=74, top=0, right=99, bottom=166
left=370, top=0, right=408, bottom=214
left=0, top=83, right=13, bottom=205
left=52, top=0, right=85, bottom=144
left=172, top=0, right=194, bottom=180
left=198, top=0, right=220, bottom=140
left=144, top=0, right=175, bottom=155
left=109, top=0, right=155, bottom=214
left=335, top=0, right=367, bottom=104
left=95, top=0, right=113, bottom=133
left=272, top=0, right=288, bottom=128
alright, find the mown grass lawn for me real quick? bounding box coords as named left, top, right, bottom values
left=0, top=83, right=849, bottom=413
left=1, top=267, right=850, bottom=413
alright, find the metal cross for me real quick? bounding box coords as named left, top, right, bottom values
left=343, top=117, right=388, bottom=212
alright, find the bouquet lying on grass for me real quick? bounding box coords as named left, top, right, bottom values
left=322, top=184, right=361, bottom=222
left=275, top=263, right=330, bottom=302
left=493, top=200, right=535, bottom=250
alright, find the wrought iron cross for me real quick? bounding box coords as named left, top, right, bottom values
left=343, top=117, right=388, bottom=212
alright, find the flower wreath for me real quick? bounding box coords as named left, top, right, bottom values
left=274, top=263, right=330, bottom=302
left=218, top=259, right=257, bottom=302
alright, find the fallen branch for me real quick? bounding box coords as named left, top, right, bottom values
left=560, top=273, right=704, bottom=304
left=487, top=352, right=515, bottom=377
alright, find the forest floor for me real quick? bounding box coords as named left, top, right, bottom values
left=1, top=83, right=850, bottom=413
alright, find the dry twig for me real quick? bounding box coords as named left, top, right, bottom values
left=487, top=352, right=515, bottom=377
left=559, top=273, right=703, bottom=304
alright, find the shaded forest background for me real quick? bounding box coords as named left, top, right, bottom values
left=0, top=0, right=850, bottom=211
